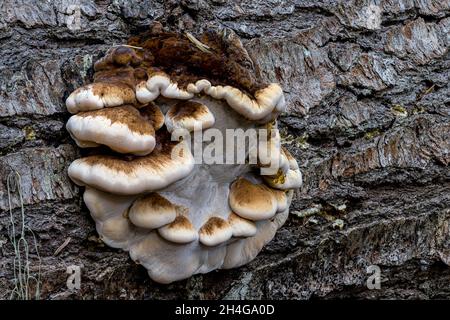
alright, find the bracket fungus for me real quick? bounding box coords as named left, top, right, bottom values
left=65, top=25, right=302, bottom=284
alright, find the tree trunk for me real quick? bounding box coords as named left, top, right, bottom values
left=0, top=0, right=449, bottom=299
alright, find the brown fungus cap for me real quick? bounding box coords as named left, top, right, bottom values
left=165, top=101, right=215, bottom=133
left=222, top=193, right=292, bottom=269
left=66, top=27, right=286, bottom=121
left=198, top=216, right=233, bottom=246
left=66, top=82, right=137, bottom=114
left=263, top=148, right=302, bottom=190
left=158, top=215, right=198, bottom=244
left=272, top=189, right=288, bottom=212
left=66, top=46, right=143, bottom=114
left=227, top=213, right=257, bottom=238
left=129, top=193, right=177, bottom=229
left=66, top=105, right=156, bottom=156
left=68, top=131, right=195, bottom=195
left=228, top=178, right=278, bottom=221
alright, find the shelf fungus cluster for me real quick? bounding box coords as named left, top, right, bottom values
left=65, top=25, right=302, bottom=284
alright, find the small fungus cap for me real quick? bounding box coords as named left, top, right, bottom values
left=66, top=105, right=156, bottom=156
left=229, top=178, right=278, bottom=221
left=68, top=133, right=195, bottom=195
left=165, top=101, right=215, bottom=133
left=227, top=213, right=257, bottom=238
left=66, top=83, right=136, bottom=114
left=129, top=193, right=177, bottom=229
left=158, top=215, right=198, bottom=244
left=263, top=148, right=302, bottom=190
left=199, top=217, right=233, bottom=246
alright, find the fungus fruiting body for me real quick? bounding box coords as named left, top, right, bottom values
left=65, top=25, right=302, bottom=284
left=66, top=105, right=157, bottom=155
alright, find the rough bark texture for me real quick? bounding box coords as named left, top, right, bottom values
left=0, top=0, right=449, bottom=299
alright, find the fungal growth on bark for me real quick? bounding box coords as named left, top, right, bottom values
left=65, top=24, right=302, bottom=284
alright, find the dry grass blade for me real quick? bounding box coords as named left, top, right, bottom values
left=112, top=44, right=144, bottom=50
left=185, top=32, right=212, bottom=54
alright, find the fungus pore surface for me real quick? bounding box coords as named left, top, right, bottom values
left=66, top=24, right=302, bottom=284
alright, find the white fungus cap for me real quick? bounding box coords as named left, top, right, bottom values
left=165, top=101, right=215, bottom=133
left=66, top=105, right=156, bottom=156
left=272, top=189, right=288, bottom=212
left=68, top=139, right=195, bottom=195
left=135, top=73, right=286, bottom=122
left=256, top=126, right=290, bottom=175
left=198, top=217, right=233, bottom=246
left=228, top=178, right=278, bottom=221
left=128, top=193, right=177, bottom=229
left=187, top=80, right=286, bottom=121
left=263, top=148, right=302, bottom=190
left=284, top=149, right=299, bottom=170
left=128, top=232, right=203, bottom=284
left=135, top=72, right=193, bottom=104
left=227, top=213, right=257, bottom=238
left=83, top=187, right=136, bottom=222
left=96, top=213, right=134, bottom=249
left=264, top=168, right=303, bottom=190
left=158, top=215, right=198, bottom=244
left=222, top=194, right=291, bottom=269
left=66, top=83, right=136, bottom=114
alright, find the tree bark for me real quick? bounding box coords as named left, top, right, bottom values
left=0, top=0, right=449, bottom=299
